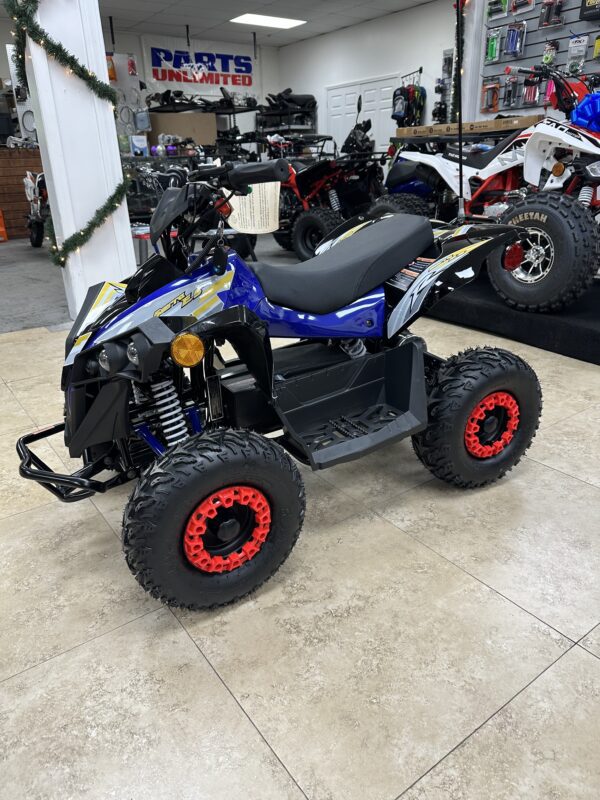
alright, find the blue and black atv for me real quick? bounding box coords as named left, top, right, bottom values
left=18, top=158, right=542, bottom=609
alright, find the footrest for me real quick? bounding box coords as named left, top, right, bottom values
left=275, top=338, right=429, bottom=469
left=296, top=403, right=423, bottom=468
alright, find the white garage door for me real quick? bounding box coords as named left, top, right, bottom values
left=326, top=76, right=396, bottom=153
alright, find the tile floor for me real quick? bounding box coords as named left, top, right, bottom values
left=1, top=318, right=599, bottom=800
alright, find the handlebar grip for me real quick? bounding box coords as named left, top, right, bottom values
left=225, top=159, right=290, bottom=189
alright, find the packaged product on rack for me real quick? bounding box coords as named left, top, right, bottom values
left=481, top=80, right=500, bottom=112
left=503, top=74, right=519, bottom=106
left=488, top=0, right=509, bottom=17
left=485, top=28, right=503, bottom=63
left=566, top=34, right=589, bottom=74
left=539, top=0, right=564, bottom=26
left=512, top=0, right=535, bottom=12
left=504, top=22, right=527, bottom=56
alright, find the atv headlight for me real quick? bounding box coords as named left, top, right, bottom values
left=586, top=160, right=600, bottom=178
left=126, top=341, right=140, bottom=365
left=98, top=348, right=110, bottom=372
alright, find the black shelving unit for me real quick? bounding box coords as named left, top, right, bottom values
left=255, top=107, right=317, bottom=136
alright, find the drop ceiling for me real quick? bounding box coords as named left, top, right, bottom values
left=99, top=0, right=434, bottom=47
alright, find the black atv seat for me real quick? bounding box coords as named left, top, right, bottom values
left=442, top=128, right=524, bottom=170
left=250, top=213, right=433, bottom=315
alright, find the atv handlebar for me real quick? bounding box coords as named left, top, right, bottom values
left=188, top=159, right=290, bottom=189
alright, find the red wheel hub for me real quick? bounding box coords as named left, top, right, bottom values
left=464, top=391, right=520, bottom=459
left=184, top=486, right=271, bottom=573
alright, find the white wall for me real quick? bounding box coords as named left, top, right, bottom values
left=277, top=0, right=454, bottom=129
left=0, top=19, right=15, bottom=83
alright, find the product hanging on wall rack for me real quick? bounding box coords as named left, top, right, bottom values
left=579, top=0, right=600, bottom=20
left=512, top=0, right=535, bottom=13
left=391, top=67, right=426, bottom=126
left=542, top=39, right=560, bottom=64
left=505, top=22, right=527, bottom=56
left=539, top=0, right=564, bottom=27
left=522, top=74, right=542, bottom=104
left=481, top=79, right=500, bottom=112
left=488, top=0, right=509, bottom=18
left=566, top=34, right=589, bottom=74
left=503, top=73, right=519, bottom=106
left=485, top=28, right=503, bottom=63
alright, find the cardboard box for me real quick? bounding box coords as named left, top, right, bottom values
left=149, top=111, right=218, bottom=147
left=395, top=115, right=544, bottom=139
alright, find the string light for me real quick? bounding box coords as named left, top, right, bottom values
left=7, top=0, right=127, bottom=267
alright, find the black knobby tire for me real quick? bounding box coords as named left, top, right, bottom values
left=370, top=193, right=430, bottom=218
left=272, top=230, right=294, bottom=251
left=291, top=207, right=344, bottom=261
left=228, top=234, right=257, bottom=260
left=487, top=193, right=599, bottom=312
left=412, top=347, right=542, bottom=488
left=29, top=220, right=44, bottom=247
left=122, top=429, right=306, bottom=609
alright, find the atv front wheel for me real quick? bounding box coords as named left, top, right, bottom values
left=123, top=430, right=305, bottom=609
left=272, top=230, right=294, bottom=251
left=487, top=193, right=599, bottom=312
left=412, top=347, right=541, bottom=488
left=370, top=193, right=430, bottom=218
left=292, top=207, right=343, bottom=261
left=29, top=220, right=44, bottom=248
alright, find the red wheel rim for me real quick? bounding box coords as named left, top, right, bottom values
left=464, top=391, right=520, bottom=459
left=184, top=485, right=271, bottom=573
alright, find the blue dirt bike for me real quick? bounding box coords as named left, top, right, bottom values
left=18, top=158, right=541, bottom=609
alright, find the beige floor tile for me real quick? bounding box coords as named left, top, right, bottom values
left=90, top=481, right=133, bottom=535
left=179, top=512, right=569, bottom=800
left=381, top=458, right=600, bottom=641
left=0, top=328, right=66, bottom=382
left=0, top=610, right=305, bottom=800
left=0, top=502, right=160, bottom=680
left=403, top=647, right=600, bottom=800
left=0, top=431, right=61, bottom=519
left=412, top=318, right=600, bottom=427
left=321, top=438, right=432, bottom=506
left=528, top=404, right=600, bottom=489
left=7, top=373, right=65, bottom=427
left=0, top=381, right=34, bottom=438
left=580, top=624, right=600, bottom=658
left=300, top=466, right=363, bottom=530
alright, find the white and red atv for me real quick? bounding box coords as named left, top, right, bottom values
left=385, top=65, right=600, bottom=312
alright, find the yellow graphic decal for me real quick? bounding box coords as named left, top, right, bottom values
left=154, top=272, right=233, bottom=318
left=334, top=221, right=371, bottom=243
left=74, top=332, right=91, bottom=348
left=91, top=281, right=126, bottom=311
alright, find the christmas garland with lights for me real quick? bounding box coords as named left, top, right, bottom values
left=4, top=0, right=129, bottom=267
left=450, top=0, right=466, bottom=124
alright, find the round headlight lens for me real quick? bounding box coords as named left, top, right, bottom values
left=127, top=341, right=140, bottom=365
left=98, top=348, right=110, bottom=372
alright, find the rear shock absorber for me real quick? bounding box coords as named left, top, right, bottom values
left=578, top=185, right=594, bottom=208
left=328, top=188, right=342, bottom=212
left=150, top=377, right=189, bottom=448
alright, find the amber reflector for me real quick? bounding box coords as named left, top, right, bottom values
left=171, top=333, right=205, bottom=367
left=551, top=162, right=566, bottom=177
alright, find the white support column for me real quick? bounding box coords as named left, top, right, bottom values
left=24, top=0, right=136, bottom=318
left=462, top=0, right=487, bottom=122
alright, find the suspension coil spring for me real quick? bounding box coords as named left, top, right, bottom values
left=578, top=185, right=594, bottom=208
left=150, top=377, right=189, bottom=448
left=328, top=189, right=342, bottom=212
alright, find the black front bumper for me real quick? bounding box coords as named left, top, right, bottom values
left=17, top=423, right=130, bottom=503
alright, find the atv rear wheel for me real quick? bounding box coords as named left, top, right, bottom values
left=412, top=347, right=541, bottom=488
left=292, top=207, right=343, bottom=261
left=370, top=193, right=430, bottom=218
left=122, top=430, right=305, bottom=609
left=487, top=193, right=599, bottom=312
left=29, top=220, right=44, bottom=248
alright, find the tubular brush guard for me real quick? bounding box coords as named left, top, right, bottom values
left=16, top=423, right=130, bottom=502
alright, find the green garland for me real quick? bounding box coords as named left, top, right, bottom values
left=450, top=0, right=466, bottom=124
left=4, top=0, right=128, bottom=267
left=47, top=178, right=130, bottom=266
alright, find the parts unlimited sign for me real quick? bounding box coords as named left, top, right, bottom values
left=151, top=47, right=253, bottom=86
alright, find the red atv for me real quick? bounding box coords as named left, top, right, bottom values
left=273, top=99, right=387, bottom=260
